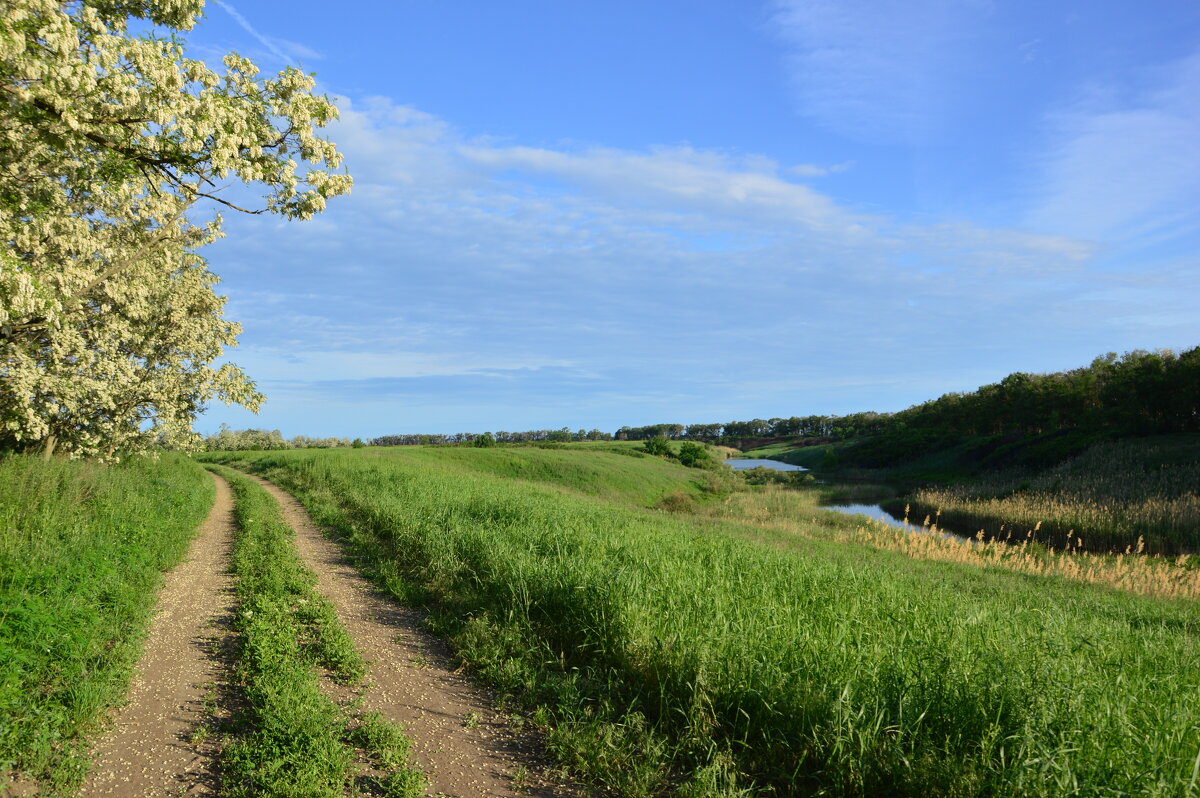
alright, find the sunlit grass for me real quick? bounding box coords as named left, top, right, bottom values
left=0, top=454, right=213, bottom=791
left=702, top=485, right=1200, bottom=601
left=204, top=446, right=1200, bottom=797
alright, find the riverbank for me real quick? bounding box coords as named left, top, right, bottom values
left=199, top=445, right=1200, bottom=795
left=740, top=432, right=1200, bottom=556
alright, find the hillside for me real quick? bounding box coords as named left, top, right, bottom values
left=199, top=445, right=1200, bottom=796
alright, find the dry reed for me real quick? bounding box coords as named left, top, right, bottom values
left=703, top=487, right=1200, bottom=601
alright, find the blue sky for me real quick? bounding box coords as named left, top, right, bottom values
left=188, top=0, right=1200, bottom=437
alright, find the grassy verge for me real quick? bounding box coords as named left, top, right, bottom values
left=209, top=465, right=426, bottom=798
left=204, top=447, right=1200, bottom=797
left=0, top=453, right=213, bottom=793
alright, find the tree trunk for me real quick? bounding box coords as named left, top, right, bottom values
left=41, top=434, right=57, bottom=461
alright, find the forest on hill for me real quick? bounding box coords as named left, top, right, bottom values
left=210, top=348, right=1200, bottom=466
left=615, top=347, right=1199, bottom=456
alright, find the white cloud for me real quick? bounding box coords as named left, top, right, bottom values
left=227, top=348, right=574, bottom=383
left=1027, top=49, right=1200, bottom=246
left=204, top=92, right=1200, bottom=431
left=789, top=161, right=854, bottom=178
left=271, top=37, right=323, bottom=62
left=456, top=143, right=858, bottom=231
left=250, top=94, right=1110, bottom=294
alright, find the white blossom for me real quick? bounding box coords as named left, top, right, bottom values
left=1, top=0, right=351, bottom=459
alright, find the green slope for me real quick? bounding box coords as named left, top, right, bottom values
left=202, top=445, right=1200, bottom=797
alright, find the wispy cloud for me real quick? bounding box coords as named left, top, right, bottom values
left=768, top=0, right=991, bottom=143
left=205, top=93, right=1176, bottom=431
left=209, top=0, right=298, bottom=64
left=789, top=161, right=854, bottom=178
left=1026, top=49, right=1200, bottom=246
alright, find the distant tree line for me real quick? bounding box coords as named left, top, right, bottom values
left=614, top=413, right=890, bottom=443
left=203, top=426, right=363, bottom=451
left=371, top=427, right=612, bottom=447
left=616, top=347, right=1200, bottom=445
left=204, top=348, right=1197, bottom=454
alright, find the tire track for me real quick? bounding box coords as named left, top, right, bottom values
left=246, top=473, right=583, bottom=798
left=82, top=472, right=235, bottom=797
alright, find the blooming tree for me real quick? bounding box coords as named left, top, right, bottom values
left=0, top=0, right=351, bottom=458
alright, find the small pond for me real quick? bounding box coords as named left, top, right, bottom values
left=724, top=459, right=808, bottom=472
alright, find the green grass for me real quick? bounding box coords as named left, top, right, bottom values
left=736, top=439, right=804, bottom=459
left=312, top=443, right=707, bottom=507
left=740, top=440, right=831, bottom=469
left=202, top=446, right=1200, bottom=797
left=211, top=465, right=426, bottom=798
left=0, top=453, right=213, bottom=793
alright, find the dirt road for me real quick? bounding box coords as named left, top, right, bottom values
left=247, top=473, right=581, bottom=797
left=82, top=472, right=235, bottom=797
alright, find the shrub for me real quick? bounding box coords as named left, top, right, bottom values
left=676, top=441, right=712, bottom=468
left=642, top=435, right=673, bottom=457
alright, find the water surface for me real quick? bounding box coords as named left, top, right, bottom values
left=822, top=502, right=915, bottom=531
left=724, top=459, right=807, bottom=472
left=823, top=501, right=969, bottom=541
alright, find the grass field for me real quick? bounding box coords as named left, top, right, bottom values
left=203, top=445, right=1200, bottom=797
left=0, top=454, right=213, bottom=792
left=729, top=436, right=806, bottom=460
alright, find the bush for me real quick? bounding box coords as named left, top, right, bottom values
left=642, top=435, right=673, bottom=457
left=676, top=441, right=712, bottom=468
left=656, top=490, right=696, bottom=512
left=740, top=467, right=814, bottom=488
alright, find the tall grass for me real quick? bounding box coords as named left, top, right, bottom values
left=910, top=436, right=1200, bottom=554
left=702, top=486, right=1200, bottom=601
left=204, top=447, right=1200, bottom=797
left=0, top=453, right=213, bottom=792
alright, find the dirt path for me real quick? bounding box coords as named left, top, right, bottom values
left=82, top=472, right=235, bottom=797
left=247, top=474, right=584, bottom=798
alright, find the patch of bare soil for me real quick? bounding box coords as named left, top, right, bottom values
left=247, top=474, right=587, bottom=798
left=81, top=472, right=236, bottom=797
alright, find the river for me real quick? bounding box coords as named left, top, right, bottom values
left=724, top=458, right=949, bottom=535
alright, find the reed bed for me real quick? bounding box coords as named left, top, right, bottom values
left=702, top=487, right=1200, bottom=601
left=205, top=447, right=1200, bottom=798
left=910, top=437, right=1200, bottom=554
